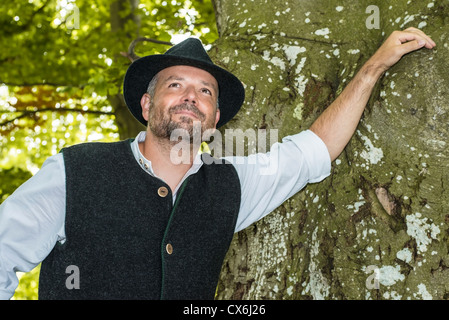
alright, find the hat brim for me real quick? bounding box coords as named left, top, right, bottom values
left=123, top=55, right=245, bottom=128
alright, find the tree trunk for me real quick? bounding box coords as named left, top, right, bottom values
left=108, top=92, right=146, bottom=139
left=109, top=0, right=145, bottom=139
left=212, top=0, right=449, bottom=300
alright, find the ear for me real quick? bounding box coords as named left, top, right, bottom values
left=214, top=108, right=220, bottom=127
left=140, top=93, right=151, bottom=121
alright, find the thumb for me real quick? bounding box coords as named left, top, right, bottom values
left=399, top=39, right=426, bottom=55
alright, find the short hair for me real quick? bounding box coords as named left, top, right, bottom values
left=146, top=73, right=160, bottom=97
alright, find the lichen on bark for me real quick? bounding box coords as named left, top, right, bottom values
left=212, top=0, right=449, bottom=300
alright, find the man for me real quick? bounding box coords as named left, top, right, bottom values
left=0, top=28, right=435, bottom=299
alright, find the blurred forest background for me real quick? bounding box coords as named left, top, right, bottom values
left=1, top=0, right=217, bottom=300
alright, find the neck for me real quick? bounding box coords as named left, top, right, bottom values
left=139, top=129, right=201, bottom=192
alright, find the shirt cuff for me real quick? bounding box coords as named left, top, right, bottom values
left=0, top=289, right=13, bottom=300
left=282, top=129, right=331, bottom=183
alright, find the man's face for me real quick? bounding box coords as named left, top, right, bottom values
left=140, top=65, right=220, bottom=140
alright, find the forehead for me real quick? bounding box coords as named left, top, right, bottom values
left=158, top=65, right=218, bottom=89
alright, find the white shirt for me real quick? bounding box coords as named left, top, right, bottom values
left=0, top=129, right=331, bottom=299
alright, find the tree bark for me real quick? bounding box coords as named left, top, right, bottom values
left=213, top=0, right=449, bottom=300
left=109, top=0, right=145, bottom=139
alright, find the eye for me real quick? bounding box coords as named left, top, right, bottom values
left=201, top=88, right=212, bottom=95
left=168, top=82, right=181, bottom=88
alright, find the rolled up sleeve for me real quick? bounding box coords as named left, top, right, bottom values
left=282, top=129, right=331, bottom=183
left=226, top=129, right=331, bottom=232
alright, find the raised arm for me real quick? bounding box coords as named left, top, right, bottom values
left=310, top=27, right=436, bottom=161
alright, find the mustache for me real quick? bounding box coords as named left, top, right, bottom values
left=169, top=103, right=205, bottom=120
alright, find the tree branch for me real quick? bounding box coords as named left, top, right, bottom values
left=0, top=81, right=86, bottom=88
left=123, top=37, right=173, bottom=62
left=13, top=0, right=51, bottom=34
left=0, top=107, right=114, bottom=127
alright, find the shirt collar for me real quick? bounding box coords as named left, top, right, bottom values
left=130, top=131, right=204, bottom=193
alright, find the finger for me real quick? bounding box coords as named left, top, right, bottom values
left=423, top=33, right=436, bottom=48
left=402, top=28, right=436, bottom=47
left=398, top=39, right=427, bottom=56
left=411, top=30, right=436, bottom=48
left=397, top=32, right=435, bottom=49
left=404, top=27, right=421, bottom=33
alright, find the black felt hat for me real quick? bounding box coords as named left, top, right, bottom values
left=123, top=38, right=245, bottom=128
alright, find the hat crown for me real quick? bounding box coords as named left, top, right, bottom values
left=164, top=38, right=213, bottom=64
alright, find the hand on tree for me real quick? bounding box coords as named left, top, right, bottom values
left=367, top=27, right=436, bottom=75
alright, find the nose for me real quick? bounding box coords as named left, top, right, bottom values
left=182, top=85, right=197, bottom=105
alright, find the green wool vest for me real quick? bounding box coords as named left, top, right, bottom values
left=38, top=139, right=241, bottom=299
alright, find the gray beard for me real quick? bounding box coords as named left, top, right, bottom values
left=148, top=102, right=214, bottom=143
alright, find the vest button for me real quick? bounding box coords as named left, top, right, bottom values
left=166, top=243, right=173, bottom=255
left=158, top=186, right=169, bottom=197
